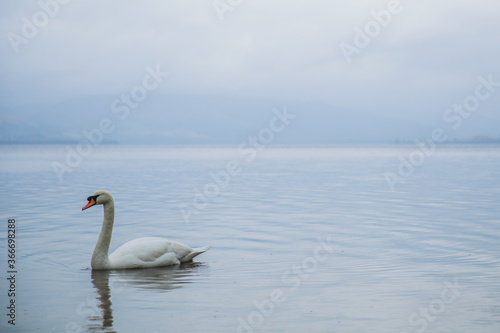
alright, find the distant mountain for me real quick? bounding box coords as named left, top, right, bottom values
left=0, top=113, right=116, bottom=144
left=0, top=115, right=70, bottom=144
left=0, top=94, right=498, bottom=145
left=446, top=135, right=500, bottom=144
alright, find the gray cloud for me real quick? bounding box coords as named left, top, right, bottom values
left=1, top=0, right=499, bottom=143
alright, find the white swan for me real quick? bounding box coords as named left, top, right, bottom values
left=82, top=190, right=210, bottom=270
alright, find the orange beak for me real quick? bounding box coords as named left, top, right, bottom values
left=82, top=197, right=96, bottom=211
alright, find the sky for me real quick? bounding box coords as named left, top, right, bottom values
left=0, top=0, right=499, bottom=144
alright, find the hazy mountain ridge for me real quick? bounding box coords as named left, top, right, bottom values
left=1, top=95, right=498, bottom=144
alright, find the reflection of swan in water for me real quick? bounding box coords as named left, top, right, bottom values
left=113, top=262, right=206, bottom=291
left=88, top=263, right=206, bottom=332
left=90, top=270, right=114, bottom=332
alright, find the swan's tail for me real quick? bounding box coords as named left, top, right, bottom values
left=183, top=245, right=211, bottom=262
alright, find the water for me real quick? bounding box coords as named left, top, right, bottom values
left=0, top=144, right=499, bottom=332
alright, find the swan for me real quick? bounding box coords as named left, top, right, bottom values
left=82, top=190, right=210, bottom=270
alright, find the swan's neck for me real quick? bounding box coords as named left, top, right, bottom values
left=92, top=201, right=114, bottom=269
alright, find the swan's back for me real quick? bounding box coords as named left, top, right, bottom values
left=108, top=237, right=210, bottom=269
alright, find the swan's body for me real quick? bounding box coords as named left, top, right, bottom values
left=82, top=190, right=210, bottom=270
left=108, top=237, right=210, bottom=269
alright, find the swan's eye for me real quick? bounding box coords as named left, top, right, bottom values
left=87, top=194, right=100, bottom=202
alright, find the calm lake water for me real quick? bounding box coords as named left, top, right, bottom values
left=0, top=144, right=499, bottom=332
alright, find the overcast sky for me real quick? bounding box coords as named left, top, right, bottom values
left=1, top=0, right=499, bottom=143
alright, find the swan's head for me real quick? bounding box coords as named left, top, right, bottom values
left=82, top=190, right=113, bottom=211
